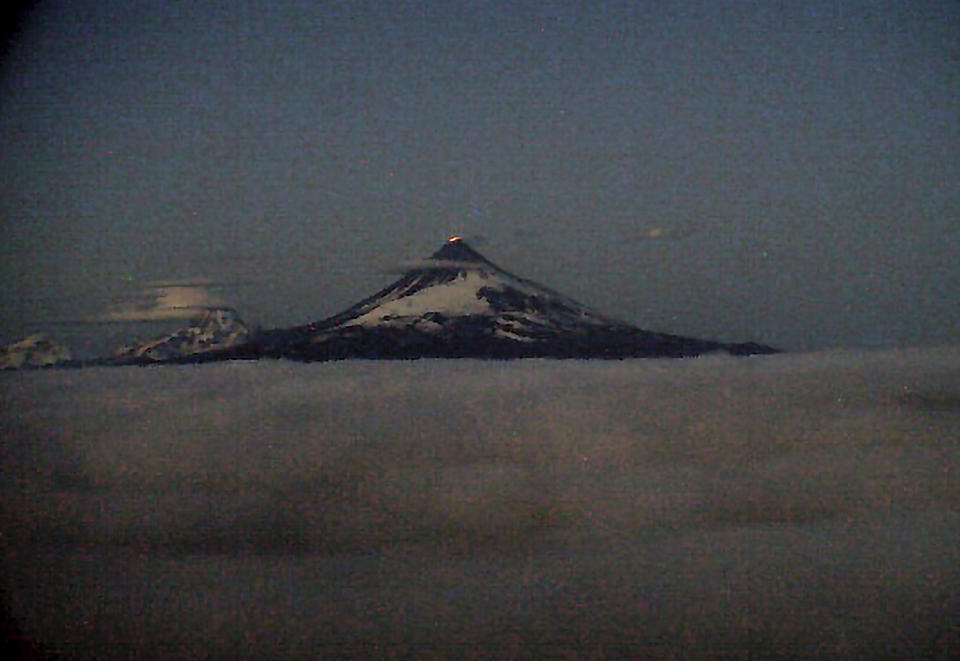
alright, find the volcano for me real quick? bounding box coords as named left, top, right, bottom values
left=259, top=238, right=777, bottom=360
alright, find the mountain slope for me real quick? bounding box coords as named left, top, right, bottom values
left=261, top=238, right=777, bottom=360
left=110, top=307, right=252, bottom=363
left=0, top=334, right=71, bottom=369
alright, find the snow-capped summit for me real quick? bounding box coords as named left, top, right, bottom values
left=429, top=235, right=497, bottom=264
left=113, top=307, right=251, bottom=363
left=0, top=334, right=71, bottom=369
left=330, top=237, right=620, bottom=334
left=263, top=239, right=777, bottom=360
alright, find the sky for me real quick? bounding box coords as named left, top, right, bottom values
left=1, top=0, right=958, bottom=354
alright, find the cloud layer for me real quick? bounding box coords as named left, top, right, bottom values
left=98, top=280, right=227, bottom=322
left=2, top=347, right=958, bottom=658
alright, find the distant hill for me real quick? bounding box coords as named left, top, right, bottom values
left=0, top=334, right=71, bottom=369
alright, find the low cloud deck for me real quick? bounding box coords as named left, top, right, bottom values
left=2, top=346, right=958, bottom=658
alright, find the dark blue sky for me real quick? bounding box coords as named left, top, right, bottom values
left=2, top=0, right=958, bottom=353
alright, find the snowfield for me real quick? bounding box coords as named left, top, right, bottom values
left=2, top=347, right=959, bottom=658
left=344, top=271, right=496, bottom=326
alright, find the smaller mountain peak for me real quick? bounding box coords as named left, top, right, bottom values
left=1, top=333, right=71, bottom=369
left=113, top=307, right=251, bottom=361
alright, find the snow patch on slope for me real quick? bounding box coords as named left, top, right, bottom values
left=0, top=334, right=71, bottom=369
left=345, top=271, right=494, bottom=326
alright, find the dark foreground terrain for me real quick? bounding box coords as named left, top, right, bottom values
left=2, top=347, right=958, bottom=658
